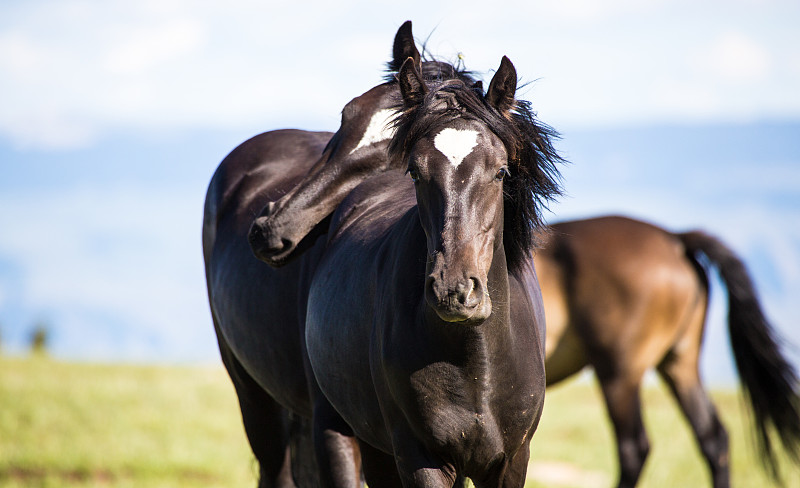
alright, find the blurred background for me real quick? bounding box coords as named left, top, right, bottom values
left=1, top=0, right=798, bottom=386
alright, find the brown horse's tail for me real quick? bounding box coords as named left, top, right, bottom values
left=679, top=230, right=800, bottom=477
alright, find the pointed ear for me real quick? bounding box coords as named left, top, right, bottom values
left=390, top=21, right=420, bottom=72
left=486, top=56, right=517, bottom=115
left=398, top=56, right=427, bottom=108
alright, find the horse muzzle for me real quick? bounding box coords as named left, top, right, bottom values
left=248, top=203, right=298, bottom=267
left=425, top=275, right=492, bottom=323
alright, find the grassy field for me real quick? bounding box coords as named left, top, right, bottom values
left=1, top=356, right=797, bottom=487
left=529, top=376, right=799, bottom=487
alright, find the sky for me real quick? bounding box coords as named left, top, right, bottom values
left=0, top=0, right=799, bottom=385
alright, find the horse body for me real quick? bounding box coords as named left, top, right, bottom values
left=539, top=216, right=706, bottom=385
left=537, top=216, right=714, bottom=486
left=299, top=56, right=561, bottom=487
left=294, top=51, right=558, bottom=487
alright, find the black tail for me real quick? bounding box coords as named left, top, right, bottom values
left=680, top=230, right=800, bottom=478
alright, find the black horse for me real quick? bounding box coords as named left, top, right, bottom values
left=301, top=56, right=562, bottom=487
left=204, top=22, right=502, bottom=487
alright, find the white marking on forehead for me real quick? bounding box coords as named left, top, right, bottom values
left=350, top=109, right=397, bottom=154
left=433, top=128, right=479, bottom=168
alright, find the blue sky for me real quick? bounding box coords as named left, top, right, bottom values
left=1, top=0, right=799, bottom=385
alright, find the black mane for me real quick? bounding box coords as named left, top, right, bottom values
left=386, top=53, right=478, bottom=86
left=388, top=62, right=564, bottom=271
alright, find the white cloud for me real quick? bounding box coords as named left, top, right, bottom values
left=0, top=31, right=44, bottom=80
left=1, top=1, right=799, bottom=149
left=105, top=18, right=205, bottom=75
left=699, top=32, right=771, bottom=83
left=0, top=111, right=97, bottom=150
left=536, top=0, right=667, bottom=21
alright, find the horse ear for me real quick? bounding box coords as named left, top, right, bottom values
left=390, top=21, right=420, bottom=72
left=398, top=56, right=427, bottom=108
left=486, top=56, right=517, bottom=114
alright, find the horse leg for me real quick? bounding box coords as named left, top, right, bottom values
left=598, top=375, right=650, bottom=488
left=215, top=325, right=295, bottom=488
left=287, top=413, right=322, bottom=487
left=657, top=353, right=729, bottom=488
left=389, top=431, right=458, bottom=488
left=395, top=462, right=457, bottom=488
left=496, top=439, right=532, bottom=488
left=311, top=397, right=362, bottom=487
left=359, top=438, right=471, bottom=488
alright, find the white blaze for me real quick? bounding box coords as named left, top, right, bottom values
left=350, top=109, right=397, bottom=154
left=433, top=128, right=479, bottom=168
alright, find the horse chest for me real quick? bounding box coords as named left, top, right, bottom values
left=387, top=353, right=537, bottom=464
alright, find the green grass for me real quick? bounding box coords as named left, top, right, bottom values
left=527, top=376, right=800, bottom=488
left=1, top=356, right=797, bottom=487
left=0, top=355, right=255, bottom=487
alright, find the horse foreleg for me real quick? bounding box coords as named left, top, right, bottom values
left=462, top=437, right=530, bottom=488
left=500, top=440, right=532, bottom=488
left=598, top=376, right=650, bottom=488
left=312, top=398, right=362, bottom=488
left=390, top=430, right=458, bottom=488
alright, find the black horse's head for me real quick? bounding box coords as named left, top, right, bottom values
left=248, top=21, right=479, bottom=267
left=248, top=22, right=420, bottom=266
left=390, top=56, right=563, bottom=323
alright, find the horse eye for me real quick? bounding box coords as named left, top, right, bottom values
left=407, top=167, right=420, bottom=183
left=495, top=167, right=510, bottom=181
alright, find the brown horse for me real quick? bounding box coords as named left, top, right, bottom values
left=536, top=215, right=800, bottom=487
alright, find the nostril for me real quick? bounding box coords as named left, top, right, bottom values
left=455, top=279, right=475, bottom=306
left=464, top=278, right=485, bottom=308
left=248, top=220, right=265, bottom=247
